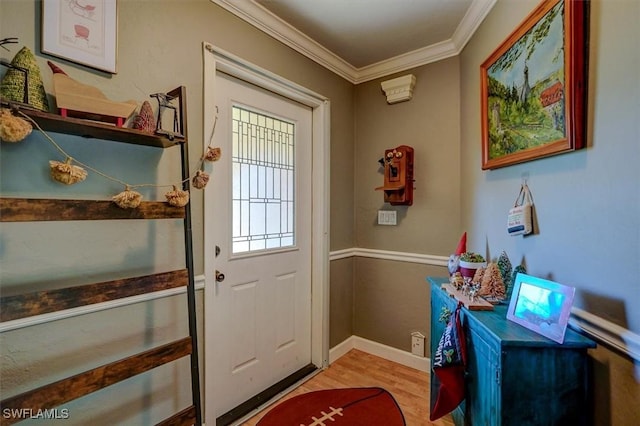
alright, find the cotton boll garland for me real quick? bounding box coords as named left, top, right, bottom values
left=0, top=108, right=32, bottom=142
left=165, top=185, right=190, bottom=207
left=192, top=170, right=210, bottom=189
left=10, top=109, right=223, bottom=208
left=49, top=158, right=88, bottom=185
left=204, top=146, right=221, bottom=162
left=112, top=187, right=143, bottom=209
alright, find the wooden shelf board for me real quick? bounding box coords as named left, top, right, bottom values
left=1, top=269, right=189, bottom=322
left=0, top=337, right=193, bottom=425
left=156, top=406, right=197, bottom=426
left=2, top=101, right=184, bottom=148
left=374, top=185, right=406, bottom=191
left=440, top=283, right=495, bottom=311
left=0, top=198, right=185, bottom=222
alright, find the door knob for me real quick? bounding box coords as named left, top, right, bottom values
left=215, top=270, right=225, bottom=282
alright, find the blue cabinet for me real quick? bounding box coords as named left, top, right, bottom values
left=429, top=277, right=595, bottom=425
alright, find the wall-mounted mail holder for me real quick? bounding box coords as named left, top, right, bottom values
left=375, top=145, right=414, bottom=206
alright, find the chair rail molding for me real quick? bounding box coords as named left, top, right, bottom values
left=330, top=247, right=448, bottom=266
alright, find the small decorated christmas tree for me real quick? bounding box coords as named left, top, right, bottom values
left=131, top=100, right=156, bottom=133
left=497, top=251, right=513, bottom=292
left=0, top=46, right=49, bottom=111
left=509, top=264, right=527, bottom=298
left=479, top=262, right=505, bottom=301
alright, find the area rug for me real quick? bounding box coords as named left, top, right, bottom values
left=256, top=387, right=405, bottom=426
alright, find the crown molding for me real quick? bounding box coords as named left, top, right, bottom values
left=354, top=39, right=458, bottom=83
left=211, top=0, right=496, bottom=84
left=452, top=0, right=498, bottom=50
left=211, top=0, right=357, bottom=82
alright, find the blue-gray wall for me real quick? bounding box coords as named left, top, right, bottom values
left=461, top=0, right=640, bottom=335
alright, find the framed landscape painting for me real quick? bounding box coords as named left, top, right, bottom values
left=480, top=0, right=589, bottom=170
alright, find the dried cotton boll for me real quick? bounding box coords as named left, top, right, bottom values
left=49, top=158, right=87, bottom=185
left=204, top=146, right=221, bottom=162
left=165, top=185, right=189, bottom=207
left=112, top=188, right=143, bottom=209
left=192, top=170, right=210, bottom=189
left=0, top=108, right=32, bottom=143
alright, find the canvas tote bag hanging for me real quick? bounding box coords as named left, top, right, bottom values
left=507, top=183, right=533, bottom=236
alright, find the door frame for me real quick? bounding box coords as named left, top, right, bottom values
left=202, top=42, right=330, bottom=416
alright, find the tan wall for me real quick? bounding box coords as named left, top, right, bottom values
left=345, top=58, right=462, bottom=352
left=353, top=258, right=448, bottom=351
left=329, top=257, right=354, bottom=348
left=354, top=58, right=462, bottom=254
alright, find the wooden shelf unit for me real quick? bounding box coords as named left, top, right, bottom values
left=0, top=87, right=202, bottom=425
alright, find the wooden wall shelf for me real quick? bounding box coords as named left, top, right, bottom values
left=2, top=100, right=184, bottom=149
left=0, top=198, right=185, bottom=222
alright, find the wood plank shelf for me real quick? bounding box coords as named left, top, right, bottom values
left=0, top=338, right=193, bottom=426
left=0, top=198, right=185, bottom=222
left=1, top=100, right=184, bottom=148
left=0, top=269, right=189, bottom=322
left=156, top=406, right=198, bottom=426
left=440, top=283, right=495, bottom=311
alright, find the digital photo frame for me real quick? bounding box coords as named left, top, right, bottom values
left=507, top=273, right=575, bottom=343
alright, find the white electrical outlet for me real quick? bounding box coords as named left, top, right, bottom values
left=377, top=210, right=397, bottom=225
left=411, top=332, right=425, bottom=357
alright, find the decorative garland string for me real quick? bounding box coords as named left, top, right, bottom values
left=10, top=108, right=221, bottom=208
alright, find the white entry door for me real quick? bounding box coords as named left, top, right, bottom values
left=205, top=71, right=313, bottom=418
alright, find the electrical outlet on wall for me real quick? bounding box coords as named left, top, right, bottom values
left=377, top=210, right=397, bottom=225
left=411, top=332, right=425, bottom=357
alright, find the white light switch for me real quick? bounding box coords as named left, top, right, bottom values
left=378, top=210, right=397, bottom=225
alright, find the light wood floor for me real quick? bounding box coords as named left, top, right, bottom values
left=241, top=349, right=454, bottom=426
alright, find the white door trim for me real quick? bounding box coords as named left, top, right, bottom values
left=202, top=42, right=330, bottom=418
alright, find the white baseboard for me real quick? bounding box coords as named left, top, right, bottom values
left=330, top=335, right=430, bottom=372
